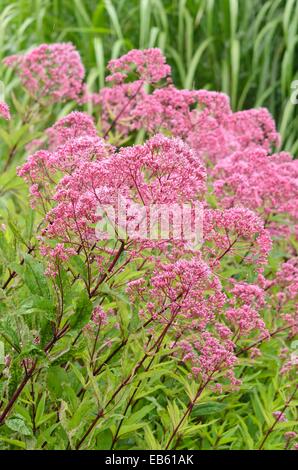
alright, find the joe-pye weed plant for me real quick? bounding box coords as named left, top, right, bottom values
left=0, top=42, right=297, bottom=450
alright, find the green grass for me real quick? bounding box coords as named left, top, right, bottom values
left=0, top=0, right=298, bottom=153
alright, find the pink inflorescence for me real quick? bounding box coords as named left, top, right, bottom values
left=3, top=43, right=85, bottom=103
left=91, top=48, right=171, bottom=137
left=106, top=48, right=171, bottom=84
left=272, top=411, right=287, bottom=422
left=213, top=148, right=298, bottom=236
left=94, top=80, right=147, bottom=136
left=13, top=45, right=297, bottom=390
left=0, top=101, right=10, bottom=120
left=46, top=111, right=98, bottom=149
left=19, top=133, right=206, bottom=251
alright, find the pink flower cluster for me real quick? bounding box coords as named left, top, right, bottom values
left=0, top=101, right=10, bottom=120
left=275, top=258, right=298, bottom=301
left=139, top=95, right=279, bottom=165
left=273, top=411, right=287, bottom=422
left=213, top=148, right=298, bottom=236
left=93, top=80, right=146, bottom=136
left=128, top=255, right=240, bottom=384
left=203, top=207, right=272, bottom=266
left=3, top=43, right=85, bottom=103
left=94, top=53, right=280, bottom=167
left=273, top=258, right=298, bottom=337
left=19, top=132, right=205, bottom=250
left=106, top=48, right=171, bottom=84
left=12, top=45, right=297, bottom=387
left=46, top=111, right=98, bottom=149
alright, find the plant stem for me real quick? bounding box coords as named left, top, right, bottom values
left=258, top=384, right=298, bottom=450
left=0, top=361, right=37, bottom=425
left=0, top=323, right=69, bottom=426
left=30, top=376, right=37, bottom=435
left=110, top=354, right=156, bottom=449
left=90, top=240, right=125, bottom=298
left=75, top=305, right=182, bottom=449
left=2, top=245, right=35, bottom=290
left=165, top=378, right=212, bottom=450
left=103, top=81, right=144, bottom=138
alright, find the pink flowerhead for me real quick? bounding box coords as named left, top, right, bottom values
left=273, top=411, right=287, bottom=422
left=46, top=111, right=98, bottom=149
left=0, top=101, right=10, bottom=120
left=4, top=43, right=85, bottom=103
left=107, top=48, right=171, bottom=84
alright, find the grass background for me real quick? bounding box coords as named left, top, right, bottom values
left=0, top=0, right=298, bottom=154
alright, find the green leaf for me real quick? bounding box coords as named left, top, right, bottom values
left=95, top=428, right=113, bottom=450
left=22, top=254, right=50, bottom=298
left=192, top=402, right=227, bottom=416
left=69, top=290, right=93, bottom=330
left=19, top=295, right=55, bottom=320
left=69, top=256, right=88, bottom=283
left=0, top=128, right=12, bottom=146
left=19, top=343, right=45, bottom=359
left=0, top=437, right=26, bottom=449
left=47, top=365, right=69, bottom=397
left=6, top=416, right=32, bottom=436
left=118, top=422, right=147, bottom=437
left=35, top=392, right=46, bottom=426
left=144, top=424, right=161, bottom=450
left=124, top=404, right=155, bottom=427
